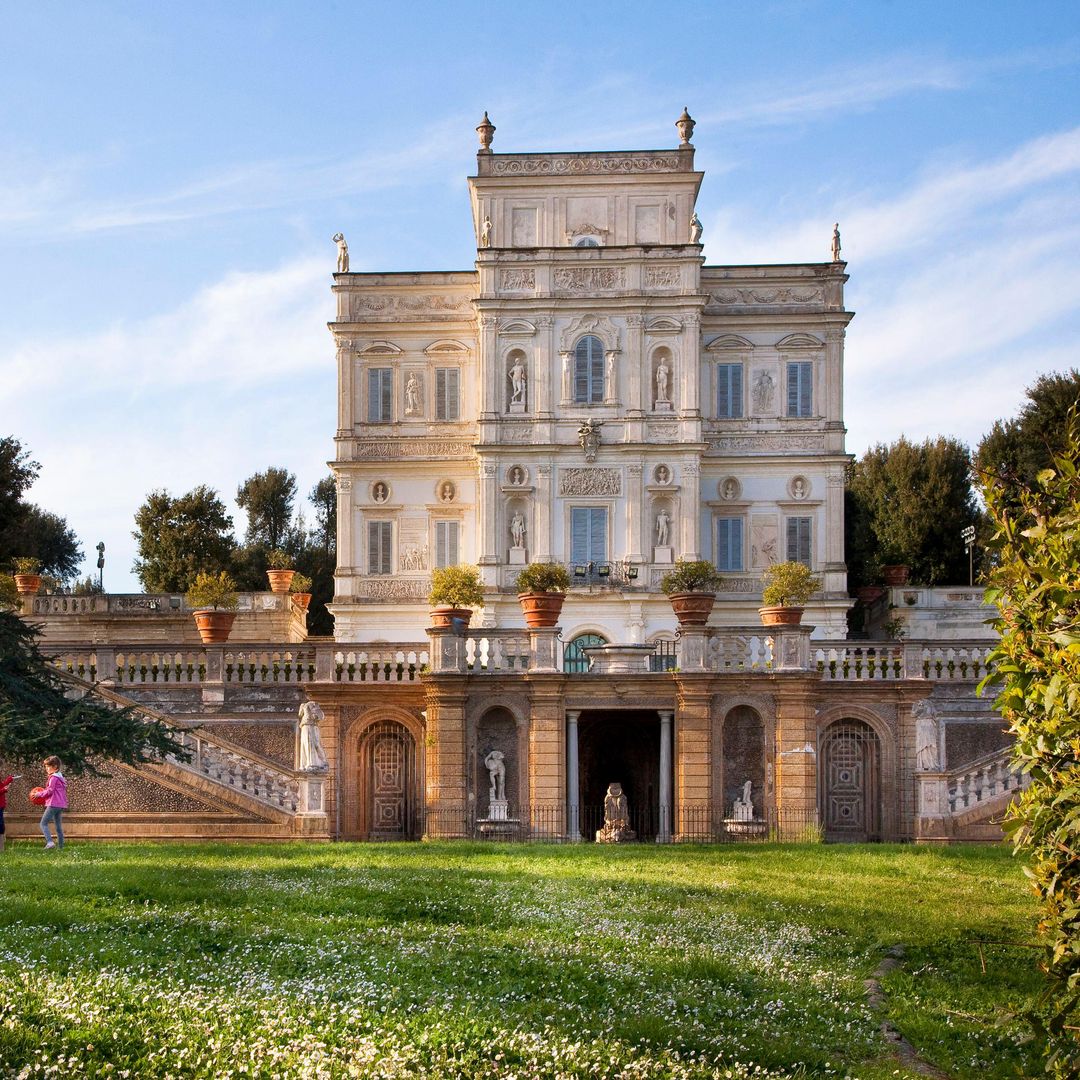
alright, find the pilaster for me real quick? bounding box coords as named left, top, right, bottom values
left=527, top=679, right=566, bottom=828
left=627, top=463, right=644, bottom=563
left=773, top=678, right=818, bottom=838
left=536, top=315, right=554, bottom=419
left=674, top=681, right=712, bottom=837
left=424, top=681, right=469, bottom=838
left=535, top=464, right=553, bottom=561
left=681, top=461, right=701, bottom=560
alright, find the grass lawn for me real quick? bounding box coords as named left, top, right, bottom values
left=0, top=841, right=1041, bottom=1079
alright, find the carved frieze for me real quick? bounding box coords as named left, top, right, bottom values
left=705, top=434, right=826, bottom=453
left=351, top=294, right=472, bottom=319
left=357, top=578, right=429, bottom=600
left=554, top=267, right=626, bottom=292
left=647, top=422, right=678, bottom=440
left=645, top=266, right=680, bottom=287
left=353, top=440, right=475, bottom=460
left=707, top=286, right=824, bottom=307
left=499, top=269, right=535, bottom=291
left=559, top=468, right=622, bottom=497
left=649, top=571, right=760, bottom=593
left=490, top=154, right=682, bottom=175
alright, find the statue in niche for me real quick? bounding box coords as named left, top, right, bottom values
left=297, top=701, right=329, bottom=772
left=561, top=353, right=571, bottom=399
left=914, top=699, right=939, bottom=772
left=480, top=217, right=492, bottom=247
left=440, top=482, right=455, bottom=503
left=405, top=373, right=422, bottom=415
left=831, top=222, right=842, bottom=262
left=508, top=359, right=527, bottom=405
left=655, top=508, right=670, bottom=547
left=655, top=356, right=670, bottom=404
left=689, top=212, right=703, bottom=244
left=655, top=464, right=671, bottom=485
left=372, top=482, right=389, bottom=503
left=732, top=780, right=753, bottom=821
left=332, top=233, right=349, bottom=273
left=721, top=478, right=738, bottom=500
left=605, top=352, right=616, bottom=396
left=578, top=419, right=603, bottom=463
left=484, top=749, right=506, bottom=803
left=509, top=466, right=525, bottom=486
left=792, top=477, right=807, bottom=499
left=596, top=782, right=636, bottom=843
left=510, top=512, right=526, bottom=550
left=752, top=369, right=775, bottom=413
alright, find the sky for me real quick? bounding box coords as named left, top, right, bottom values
left=2, top=1, right=1078, bottom=590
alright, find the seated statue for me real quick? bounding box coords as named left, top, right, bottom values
left=596, top=781, right=636, bottom=843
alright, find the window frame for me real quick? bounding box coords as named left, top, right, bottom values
left=714, top=515, right=744, bottom=572
left=367, top=367, right=393, bottom=423
left=786, top=515, right=812, bottom=566
left=715, top=362, right=744, bottom=419
left=434, top=367, right=460, bottom=422
left=786, top=360, right=813, bottom=418
left=573, top=335, right=606, bottom=405
left=433, top=519, right=460, bottom=569
left=570, top=505, right=608, bottom=564
left=367, top=519, right=393, bottom=575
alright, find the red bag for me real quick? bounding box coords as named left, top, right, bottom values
left=29, top=786, right=48, bottom=807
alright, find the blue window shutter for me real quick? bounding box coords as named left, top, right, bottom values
left=732, top=517, right=743, bottom=569
left=381, top=369, right=392, bottom=421
left=799, top=363, right=812, bottom=416
left=435, top=370, right=446, bottom=420
left=571, top=508, right=589, bottom=562
left=717, top=366, right=730, bottom=417
left=368, top=370, right=379, bottom=422
left=446, top=369, right=459, bottom=420
left=591, top=340, right=605, bottom=403
left=787, top=517, right=811, bottom=564
left=716, top=517, right=743, bottom=571
left=574, top=340, right=590, bottom=403
left=787, top=365, right=800, bottom=417
left=369, top=521, right=391, bottom=574
left=731, top=364, right=743, bottom=418
left=589, top=508, right=607, bottom=562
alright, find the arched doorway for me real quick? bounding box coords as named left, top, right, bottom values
left=820, top=719, right=881, bottom=842
left=358, top=720, right=419, bottom=840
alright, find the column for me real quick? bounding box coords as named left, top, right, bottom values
left=566, top=710, right=582, bottom=841
left=658, top=710, right=673, bottom=843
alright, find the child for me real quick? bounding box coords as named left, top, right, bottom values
left=0, top=773, right=15, bottom=852
left=39, top=756, right=67, bottom=850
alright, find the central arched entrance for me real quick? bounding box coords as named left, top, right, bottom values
left=820, top=719, right=881, bottom=842
left=358, top=719, right=419, bottom=840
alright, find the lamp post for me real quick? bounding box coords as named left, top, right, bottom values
left=961, top=526, right=975, bottom=587
left=96, top=542, right=105, bottom=592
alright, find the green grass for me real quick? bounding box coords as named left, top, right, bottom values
left=0, top=841, right=1041, bottom=1079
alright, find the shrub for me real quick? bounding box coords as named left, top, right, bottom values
left=515, top=562, right=571, bottom=594
left=660, top=559, right=723, bottom=595
left=185, top=571, right=239, bottom=611
left=266, top=549, right=292, bottom=570
left=289, top=571, right=313, bottom=594
left=428, top=565, right=484, bottom=608
left=761, top=561, right=821, bottom=607
left=12, top=556, right=42, bottom=575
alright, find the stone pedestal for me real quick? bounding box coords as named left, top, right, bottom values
left=486, top=798, right=509, bottom=821
left=653, top=546, right=673, bottom=564
left=772, top=625, right=813, bottom=671
left=653, top=400, right=673, bottom=412
left=529, top=627, right=562, bottom=673
left=915, top=772, right=951, bottom=842
left=508, top=402, right=526, bottom=414
left=581, top=643, right=653, bottom=674
left=508, top=548, right=527, bottom=565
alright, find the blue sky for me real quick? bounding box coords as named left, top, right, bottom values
left=2, top=1, right=1078, bottom=590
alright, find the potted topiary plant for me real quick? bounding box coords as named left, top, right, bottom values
left=12, top=557, right=43, bottom=595
left=289, top=571, right=313, bottom=612
left=186, top=570, right=240, bottom=643
left=428, top=564, right=484, bottom=630
left=265, top=549, right=295, bottom=594
left=759, top=561, right=821, bottom=626
left=515, top=562, right=571, bottom=628
left=660, top=559, right=724, bottom=626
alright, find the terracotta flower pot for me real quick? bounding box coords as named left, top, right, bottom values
left=881, top=564, right=910, bottom=586
left=291, top=592, right=312, bottom=611
left=668, top=592, right=716, bottom=626
left=759, top=605, right=804, bottom=626
left=855, top=586, right=885, bottom=605
left=429, top=606, right=473, bottom=631
left=13, top=573, right=42, bottom=595
left=518, top=591, right=565, bottom=629
left=192, top=609, right=236, bottom=644
left=266, top=569, right=296, bottom=594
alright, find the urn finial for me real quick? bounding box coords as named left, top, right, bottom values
left=476, top=111, right=496, bottom=152
left=675, top=107, right=695, bottom=146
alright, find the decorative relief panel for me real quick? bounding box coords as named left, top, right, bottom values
left=706, top=286, right=825, bottom=307
left=650, top=571, right=760, bottom=593
left=645, top=266, right=680, bottom=287
left=353, top=440, right=475, bottom=460
left=647, top=422, right=678, bottom=440
left=705, top=434, right=826, bottom=454
left=490, top=155, right=682, bottom=175
left=553, top=267, right=626, bottom=292
left=499, top=269, right=535, bottom=291
left=357, top=578, right=429, bottom=600
left=559, top=468, right=622, bottom=497
left=352, top=294, right=472, bottom=319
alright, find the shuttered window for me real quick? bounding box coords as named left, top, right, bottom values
left=716, top=363, right=743, bottom=418
left=435, top=368, right=459, bottom=421
left=570, top=507, right=607, bottom=563
left=715, top=517, right=743, bottom=571
left=786, top=516, right=812, bottom=565
left=786, top=362, right=813, bottom=417
left=367, top=520, right=392, bottom=574
left=574, top=336, right=605, bottom=404
left=434, top=520, right=459, bottom=568
left=368, top=368, right=393, bottom=422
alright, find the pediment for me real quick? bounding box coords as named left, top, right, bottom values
left=705, top=334, right=755, bottom=352
left=499, top=319, right=537, bottom=336
left=559, top=313, right=620, bottom=352
left=357, top=340, right=403, bottom=355
left=775, top=333, right=823, bottom=349
left=646, top=316, right=682, bottom=333
left=424, top=339, right=469, bottom=354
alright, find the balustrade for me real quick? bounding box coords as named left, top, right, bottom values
left=946, top=749, right=1024, bottom=815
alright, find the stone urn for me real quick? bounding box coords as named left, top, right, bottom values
left=758, top=605, right=804, bottom=627
left=668, top=592, right=716, bottom=626
left=291, top=592, right=312, bottom=612
left=518, top=591, right=565, bottom=629
left=881, top=564, right=910, bottom=586
left=13, top=573, right=42, bottom=595
left=855, top=585, right=885, bottom=605
left=192, top=610, right=236, bottom=644
left=266, top=569, right=296, bottom=594
left=429, top=606, right=473, bottom=631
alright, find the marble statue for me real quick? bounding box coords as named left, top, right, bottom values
left=509, top=466, right=525, bottom=485
left=561, top=353, right=571, bottom=399
left=297, top=701, right=329, bottom=772
left=792, top=477, right=806, bottom=499
left=508, top=360, right=527, bottom=404
left=332, top=233, right=349, bottom=273
left=510, top=512, right=526, bottom=549
left=440, top=482, right=455, bottom=503
left=484, top=749, right=506, bottom=803
left=405, top=374, right=421, bottom=415
left=831, top=222, right=842, bottom=262
left=655, top=357, right=670, bottom=403
left=689, top=212, right=703, bottom=244
left=722, top=478, right=737, bottom=500
left=596, top=782, right=636, bottom=843
left=480, top=217, right=492, bottom=247
left=732, top=780, right=753, bottom=821
left=655, top=464, right=670, bottom=485
left=655, top=508, right=670, bottom=547
left=606, top=351, right=615, bottom=395
left=372, top=482, right=388, bottom=503
left=752, top=369, right=775, bottom=413
left=578, top=419, right=603, bottom=462
left=914, top=699, right=939, bottom=771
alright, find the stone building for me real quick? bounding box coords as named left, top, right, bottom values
left=4, top=114, right=1018, bottom=847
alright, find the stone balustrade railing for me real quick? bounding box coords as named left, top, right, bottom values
left=703, top=630, right=774, bottom=671
left=814, top=642, right=993, bottom=681
left=465, top=632, right=532, bottom=673
left=946, top=747, right=1026, bottom=815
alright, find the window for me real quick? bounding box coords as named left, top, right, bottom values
left=716, top=363, right=743, bottom=418
left=786, top=516, right=812, bottom=565
left=574, top=237, right=600, bottom=247
left=786, top=361, right=813, bottom=417
left=574, top=335, right=605, bottom=404
left=715, top=517, right=744, bottom=571
left=368, top=368, right=393, bottom=423
left=368, top=520, right=392, bottom=574
left=434, top=520, right=459, bottom=568
left=570, top=507, right=607, bottom=564
left=564, top=632, right=606, bottom=673
left=435, top=368, right=459, bottom=421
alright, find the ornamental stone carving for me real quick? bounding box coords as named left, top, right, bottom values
left=490, top=154, right=682, bottom=176
left=645, top=266, right=680, bottom=287
left=706, top=434, right=826, bottom=453
left=357, top=578, right=429, bottom=600
left=752, top=369, right=775, bottom=413
left=707, top=287, right=824, bottom=307
left=336, top=477, right=352, bottom=493
left=352, top=294, right=472, bottom=318
left=559, top=468, right=621, bottom=497
left=353, top=440, right=474, bottom=460
left=553, top=267, right=626, bottom=292
left=560, top=314, right=620, bottom=353
left=500, top=269, right=535, bottom=291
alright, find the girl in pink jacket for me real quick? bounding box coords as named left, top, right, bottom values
left=40, top=756, right=67, bottom=850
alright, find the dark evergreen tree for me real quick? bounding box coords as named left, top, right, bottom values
left=236, top=467, right=297, bottom=552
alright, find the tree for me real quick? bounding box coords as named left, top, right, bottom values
left=0, top=436, right=39, bottom=567
left=15, top=505, right=83, bottom=580
left=132, top=486, right=236, bottom=592
left=980, top=414, right=1080, bottom=1074
left=0, top=610, right=189, bottom=775
left=309, top=475, right=337, bottom=561
left=846, top=436, right=981, bottom=588
left=236, top=467, right=297, bottom=552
